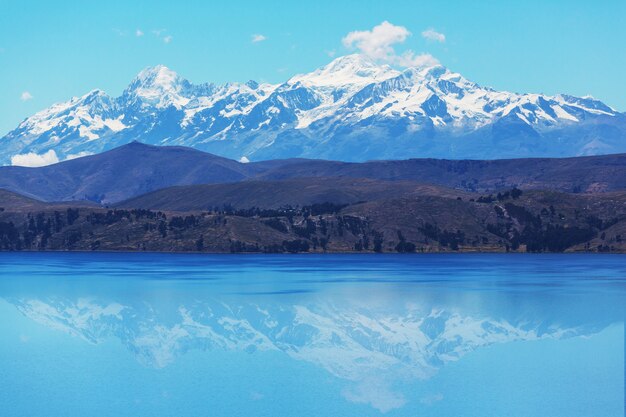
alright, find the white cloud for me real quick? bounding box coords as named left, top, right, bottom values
left=421, top=28, right=446, bottom=43
left=342, top=21, right=410, bottom=61
left=136, top=29, right=144, bottom=37
left=342, top=21, right=439, bottom=67
left=239, top=156, right=250, bottom=163
left=151, top=29, right=172, bottom=44
left=326, top=49, right=336, bottom=57
left=11, top=150, right=59, bottom=167
left=398, top=51, right=440, bottom=67
left=251, top=34, right=267, bottom=43
left=66, top=151, right=94, bottom=161
left=20, top=91, right=33, bottom=101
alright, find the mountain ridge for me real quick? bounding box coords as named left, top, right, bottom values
left=2, top=54, right=624, bottom=165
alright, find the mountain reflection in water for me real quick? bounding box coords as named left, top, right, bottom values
left=0, top=253, right=623, bottom=416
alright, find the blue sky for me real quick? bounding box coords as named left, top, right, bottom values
left=1, top=0, right=625, bottom=136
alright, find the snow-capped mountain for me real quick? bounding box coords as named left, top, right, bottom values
left=3, top=54, right=625, bottom=165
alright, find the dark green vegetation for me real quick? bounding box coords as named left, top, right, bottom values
left=2, top=143, right=625, bottom=253
left=1, top=185, right=625, bottom=253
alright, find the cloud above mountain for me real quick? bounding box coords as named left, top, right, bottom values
left=11, top=150, right=59, bottom=167
left=342, top=21, right=439, bottom=67
left=251, top=34, right=267, bottom=43
left=421, top=28, right=446, bottom=43
left=342, top=21, right=409, bottom=61
left=151, top=29, right=172, bottom=44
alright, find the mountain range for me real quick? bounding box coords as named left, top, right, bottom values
left=2, top=54, right=625, bottom=165
left=1, top=142, right=626, bottom=204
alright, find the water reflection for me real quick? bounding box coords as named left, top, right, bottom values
left=0, top=253, right=623, bottom=415
left=7, top=294, right=598, bottom=412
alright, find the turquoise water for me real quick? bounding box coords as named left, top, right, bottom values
left=0, top=253, right=623, bottom=417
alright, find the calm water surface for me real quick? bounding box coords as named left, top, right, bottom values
left=0, top=253, right=624, bottom=417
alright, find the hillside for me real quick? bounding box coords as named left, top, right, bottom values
left=117, top=178, right=467, bottom=211
left=1, top=187, right=625, bottom=253
left=0, top=142, right=257, bottom=204
left=258, top=153, right=626, bottom=193
left=1, top=143, right=626, bottom=204
left=0, top=189, right=49, bottom=211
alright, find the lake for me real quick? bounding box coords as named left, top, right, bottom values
left=0, top=253, right=623, bottom=416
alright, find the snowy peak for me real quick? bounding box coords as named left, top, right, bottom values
left=129, top=64, right=185, bottom=91
left=122, top=64, right=193, bottom=109
left=557, top=94, right=615, bottom=114
left=77, top=89, right=116, bottom=114
left=289, top=54, right=401, bottom=88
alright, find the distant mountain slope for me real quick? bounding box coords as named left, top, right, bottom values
left=0, top=142, right=256, bottom=204
left=258, top=152, right=626, bottom=193
left=116, top=178, right=466, bottom=211
left=2, top=143, right=626, bottom=204
left=2, top=54, right=624, bottom=164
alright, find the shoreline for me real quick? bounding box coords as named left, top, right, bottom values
left=0, top=249, right=624, bottom=255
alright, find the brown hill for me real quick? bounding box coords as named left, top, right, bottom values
left=116, top=177, right=469, bottom=211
